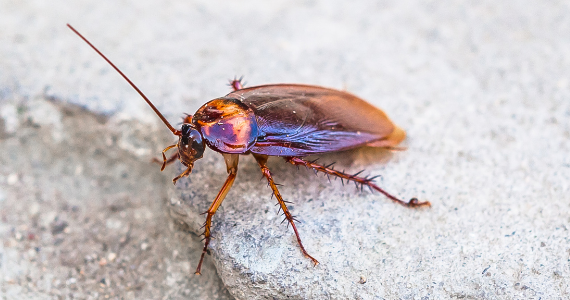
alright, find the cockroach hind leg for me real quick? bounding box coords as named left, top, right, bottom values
left=285, top=157, right=431, bottom=208
left=406, top=197, right=431, bottom=207
left=182, top=114, right=192, bottom=124
left=229, top=76, right=246, bottom=91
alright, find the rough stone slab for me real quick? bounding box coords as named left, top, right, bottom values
left=0, top=98, right=234, bottom=299
left=2, top=0, right=570, bottom=299
left=166, top=1, right=570, bottom=299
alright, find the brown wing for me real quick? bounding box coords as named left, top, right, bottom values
left=226, top=84, right=404, bottom=156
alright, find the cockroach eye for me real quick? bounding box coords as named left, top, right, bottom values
left=189, top=129, right=205, bottom=159
left=181, top=124, right=192, bottom=137
left=179, top=124, right=196, bottom=147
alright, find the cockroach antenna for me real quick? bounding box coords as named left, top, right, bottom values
left=66, top=24, right=180, bottom=136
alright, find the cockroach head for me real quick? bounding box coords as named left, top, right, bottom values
left=178, top=123, right=205, bottom=169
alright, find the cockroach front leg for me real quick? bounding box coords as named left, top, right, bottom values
left=195, top=153, right=239, bottom=275
left=155, top=152, right=178, bottom=169
left=151, top=144, right=178, bottom=170
left=285, top=157, right=431, bottom=208
left=253, top=154, right=319, bottom=267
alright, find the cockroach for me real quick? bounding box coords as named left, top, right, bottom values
left=67, top=24, right=430, bottom=275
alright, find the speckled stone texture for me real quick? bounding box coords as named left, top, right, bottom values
left=2, top=0, right=569, bottom=299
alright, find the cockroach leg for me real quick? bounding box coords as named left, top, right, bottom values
left=253, top=154, right=320, bottom=267
left=151, top=152, right=178, bottom=168
left=151, top=144, right=178, bottom=169
left=154, top=143, right=178, bottom=169
left=172, top=166, right=192, bottom=185
left=195, top=153, right=239, bottom=275
left=285, top=157, right=431, bottom=208
left=182, top=114, right=193, bottom=124
left=229, top=75, right=245, bottom=91
left=158, top=144, right=178, bottom=171
left=163, top=152, right=179, bottom=167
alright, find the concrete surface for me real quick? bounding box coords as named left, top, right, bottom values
left=2, top=0, right=569, bottom=299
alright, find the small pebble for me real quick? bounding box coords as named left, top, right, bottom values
left=107, top=252, right=117, bottom=262
left=66, top=278, right=77, bottom=285
left=141, top=242, right=149, bottom=251
left=99, top=258, right=108, bottom=266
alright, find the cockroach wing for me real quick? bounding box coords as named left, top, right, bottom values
left=226, top=84, right=405, bottom=157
